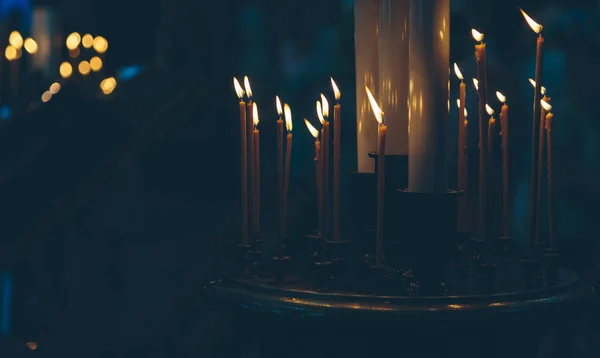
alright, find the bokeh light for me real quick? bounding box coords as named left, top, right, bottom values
left=41, top=91, right=52, bottom=103
left=66, top=32, right=81, bottom=50
left=50, top=82, right=61, bottom=94
left=69, top=48, right=80, bottom=58
left=8, top=31, right=23, bottom=49
left=82, top=34, right=94, bottom=48
left=100, top=77, right=117, bottom=94
left=59, top=62, right=73, bottom=78
left=5, top=46, right=17, bottom=61
left=90, top=56, right=103, bottom=71
left=23, top=38, right=38, bottom=54
left=93, top=36, right=108, bottom=53
left=26, top=342, right=38, bottom=351
left=78, top=60, right=91, bottom=75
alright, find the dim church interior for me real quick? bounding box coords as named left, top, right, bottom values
left=0, top=0, right=600, bottom=357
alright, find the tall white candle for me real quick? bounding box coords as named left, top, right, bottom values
left=408, top=0, right=450, bottom=192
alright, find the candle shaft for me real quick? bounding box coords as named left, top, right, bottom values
left=283, top=133, right=293, bottom=236
left=247, top=102, right=255, bottom=238
left=475, top=42, right=489, bottom=241
left=277, top=119, right=284, bottom=255
left=529, top=35, right=545, bottom=250
left=457, top=82, right=468, bottom=232
left=487, top=116, right=496, bottom=232
left=315, top=140, right=322, bottom=235
left=239, top=101, right=249, bottom=245
left=535, top=96, right=550, bottom=244
left=254, top=129, right=261, bottom=238
left=500, top=103, right=509, bottom=236
left=546, top=112, right=555, bottom=248
left=321, top=121, right=330, bottom=249
left=333, top=104, right=341, bottom=241
left=376, top=124, right=387, bottom=267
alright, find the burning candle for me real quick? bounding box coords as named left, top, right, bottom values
left=253, top=104, right=261, bottom=239
left=233, top=77, right=249, bottom=245
left=541, top=99, right=555, bottom=249
left=331, top=78, right=342, bottom=242
left=536, top=93, right=551, bottom=245
left=472, top=28, right=489, bottom=242
left=317, top=101, right=326, bottom=240
left=305, top=118, right=321, bottom=234
left=320, top=94, right=331, bottom=240
left=486, top=104, right=496, bottom=181
left=496, top=91, right=510, bottom=236
left=520, top=8, right=544, bottom=251
left=244, top=76, right=256, bottom=239
left=282, top=104, right=293, bottom=236
left=454, top=63, right=468, bottom=233
left=366, top=86, right=386, bottom=267
left=276, top=96, right=284, bottom=245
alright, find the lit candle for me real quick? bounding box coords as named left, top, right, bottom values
left=496, top=91, right=510, bottom=236
left=244, top=77, right=256, bottom=239
left=331, top=78, right=342, bottom=242
left=253, top=104, right=261, bottom=239
left=520, top=8, right=544, bottom=251
left=472, top=28, right=489, bottom=242
left=536, top=93, right=551, bottom=245
left=540, top=99, right=555, bottom=249
left=320, top=94, right=331, bottom=240
left=486, top=104, right=496, bottom=183
left=366, top=86, right=386, bottom=268
left=233, top=77, right=249, bottom=246
left=276, top=96, right=284, bottom=245
left=282, top=104, right=293, bottom=236
left=454, top=63, right=468, bottom=233
left=305, top=118, right=321, bottom=235
left=317, top=101, right=326, bottom=240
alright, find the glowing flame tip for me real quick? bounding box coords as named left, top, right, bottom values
left=284, top=104, right=292, bottom=132
left=471, top=29, right=484, bottom=42
left=316, top=101, right=324, bottom=124
left=496, top=91, right=506, bottom=103
left=233, top=77, right=244, bottom=99
left=330, top=77, right=341, bottom=101
left=320, top=94, right=330, bottom=117
left=453, top=63, right=464, bottom=80
left=472, top=78, right=479, bottom=91
left=485, top=104, right=494, bottom=116
left=276, top=96, right=283, bottom=115
left=540, top=99, right=552, bottom=112
left=243, top=76, right=252, bottom=99
left=253, top=104, right=259, bottom=126
left=519, top=8, right=543, bottom=34
left=365, top=86, right=383, bottom=124
left=304, top=119, right=319, bottom=138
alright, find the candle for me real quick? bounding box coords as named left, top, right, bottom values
left=486, top=104, right=496, bottom=191
left=305, top=119, right=321, bottom=234
left=244, top=77, right=256, bottom=240
left=454, top=63, right=468, bottom=233
left=276, top=96, right=284, bottom=250
left=520, top=8, right=544, bottom=251
left=320, top=95, right=331, bottom=241
left=282, top=104, right=293, bottom=236
left=317, top=102, right=326, bottom=241
left=253, top=104, right=261, bottom=239
left=535, top=94, right=551, bottom=245
left=233, top=77, right=249, bottom=245
left=331, top=78, right=342, bottom=242
left=496, top=91, right=510, bottom=236
left=472, top=29, right=489, bottom=242
left=366, top=86, right=386, bottom=267
left=541, top=99, right=555, bottom=249
left=408, top=0, right=449, bottom=193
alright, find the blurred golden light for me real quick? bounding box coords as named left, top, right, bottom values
left=5, top=46, right=17, bottom=61
left=93, top=36, right=108, bottom=53
left=50, top=82, right=61, bottom=94
left=59, top=62, right=73, bottom=78
left=41, top=91, right=52, bottom=103
left=66, top=32, right=81, bottom=50
left=82, top=34, right=94, bottom=48
left=9, top=31, right=23, bottom=49
left=90, top=56, right=103, bottom=71
left=15, top=48, right=22, bottom=59
left=100, top=77, right=117, bottom=93
left=69, top=48, right=80, bottom=58
left=23, top=38, right=38, bottom=54
left=26, top=342, right=38, bottom=351
left=78, top=60, right=91, bottom=75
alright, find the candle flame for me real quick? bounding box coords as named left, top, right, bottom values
left=453, top=63, right=464, bottom=80
left=540, top=99, right=552, bottom=112
left=276, top=96, right=283, bottom=115
left=472, top=78, right=479, bottom=91
left=317, top=101, right=324, bottom=124
left=243, top=76, right=253, bottom=99
left=528, top=78, right=547, bottom=95
left=496, top=91, right=506, bottom=103
left=304, top=118, right=319, bottom=138
left=485, top=104, right=494, bottom=116
left=365, top=86, right=383, bottom=124
left=253, top=103, right=259, bottom=126
left=320, top=94, right=329, bottom=118
left=284, top=104, right=293, bottom=132
left=331, top=77, right=341, bottom=101
left=233, top=77, right=245, bottom=99
left=471, top=29, right=484, bottom=43
left=456, top=99, right=461, bottom=108
left=464, top=108, right=468, bottom=117
left=519, top=8, right=543, bottom=34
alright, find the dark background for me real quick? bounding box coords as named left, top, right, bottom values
left=0, top=0, right=600, bottom=356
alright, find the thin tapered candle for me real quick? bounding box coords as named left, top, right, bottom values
left=486, top=105, right=496, bottom=221
left=520, top=8, right=544, bottom=251
left=535, top=94, right=550, bottom=245
left=366, top=86, right=385, bottom=268
left=541, top=99, right=555, bottom=249
left=305, top=118, right=322, bottom=236
left=276, top=96, right=284, bottom=253
left=497, top=91, right=510, bottom=236
left=320, top=94, right=331, bottom=242
left=234, top=78, right=249, bottom=245
left=283, top=104, right=293, bottom=236
left=331, top=78, right=342, bottom=242
left=253, top=104, right=261, bottom=238
left=455, top=63, right=468, bottom=233
left=472, top=29, right=489, bottom=242
left=244, top=77, right=256, bottom=239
